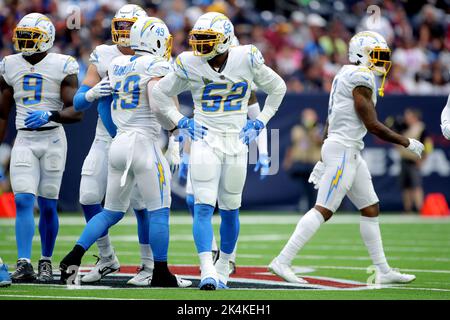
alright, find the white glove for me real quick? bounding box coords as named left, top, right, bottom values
left=308, top=161, right=325, bottom=190
left=441, top=124, right=450, bottom=140
left=406, top=138, right=424, bottom=159
left=165, top=135, right=180, bottom=174
left=85, top=77, right=112, bottom=102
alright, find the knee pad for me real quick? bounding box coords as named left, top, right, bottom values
left=39, top=183, right=60, bottom=199
left=79, top=176, right=104, bottom=205
left=13, top=177, right=36, bottom=194
left=195, top=187, right=217, bottom=207
left=218, top=193, right=242, bottom=211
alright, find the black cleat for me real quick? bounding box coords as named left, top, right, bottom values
left=212, top=250, right=220, bottom=264
left=11, top=259, right=36, bottom=283
left=37, top=259, right=53, bottom=282
left=59, top=245, right=85, bottom=284
left=151, top=262, right=192, bottom=288
left=229, top=261, right=236, bottom=275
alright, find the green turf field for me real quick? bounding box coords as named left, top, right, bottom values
left=0, top=212, right=449, bottom=300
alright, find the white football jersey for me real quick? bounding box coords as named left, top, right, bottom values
left=0, top=53, right=79, bottom=130
left=108, top=53, right=171, bottom=139
left=326, top=64, right=377, bottom=150
left=89, top=44, right=123, bottom=138
left=172, top=45, right=264, bottom=133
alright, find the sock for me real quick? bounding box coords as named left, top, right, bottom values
left=360, top=216, right=391, bottom=273
left=211, top=233, right=218, bottom=252
left=278, top=208, right=325, bottom=265
left=37, top=197, right=59, bottom=258
left=230, top=245, right=237, bottom=263
left=81, top=203, right=103, bottom=223
left=193, top=204, right=214, bottom=253
left=186, top=194, right=195, bottom=217
left=96, top=235, right=113, bottom=258
left=40, top=256, right=51, bottom=261
left=199, top=251, right=216, bottom=279
left=134, top=208, right=149, bottom=245
left=76, top=209, right=124, bottom=250
left=149, top=208, right=169, bottom=262
left=15, top=193, right=36, bottom=260
left=219, top=209, right=240, bottom=254
left=140, top=244, right=154, bottom=268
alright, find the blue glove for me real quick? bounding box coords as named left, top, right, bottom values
left=177, top=117, right=208, bottom=141
left=254, top=154, right=270, bottom=180
left=178, top=153, right=189, bottom=183
left=239, top=119, right=264, bottom=145
left=25, top=111, right=51, bottom=129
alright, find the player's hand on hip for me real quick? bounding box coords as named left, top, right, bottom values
left=240, top=119, right=265, bottom=145
left=24, top=111, right=51, bottom=129
left=308, top=161, right=325, bottom=190
left=85, top=77, right=112, bottom=102
left=177, top=117, right=208, bottom=141
left=441, top=124, right=450, bottom=140
left=254, top=153, right=270, bottom=180
left=165, top=135, right=181, bottom=174
left=406, top=138, right=424, bottom=159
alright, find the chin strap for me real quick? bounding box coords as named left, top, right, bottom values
left=378, top=73, right=387, bottom=97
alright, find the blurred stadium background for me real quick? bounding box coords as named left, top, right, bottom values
left=0, top=0, right=449, bottom=214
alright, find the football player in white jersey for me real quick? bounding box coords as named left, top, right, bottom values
left=269, top=31, right=424, bottom=285
left=0, top=13, right=81, bottom=282
left=151, top=12, right=286, bottom=290
left=72, top=4, right=158, bottom=286
left=440, top=94, right=450, bottom=140
left=60, top=17, right=191, bottom=288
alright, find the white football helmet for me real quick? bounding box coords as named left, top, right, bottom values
left=111, top=4, right=148, bottom=46
left=130, top=17, right=172, bottom=60
left=189, top=12, right=234, bottom=60
left=13, top=13, right=55, bottom=55
left=348, top=31, right=392, bottom=96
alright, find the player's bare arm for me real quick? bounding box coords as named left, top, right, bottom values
left=0, top=75, right=14, bottom=141
left=57, top=74, right=83, bottom=123
left=353, top=86, right=409, bottom=147
left=81, top=64, right=101, bottom=87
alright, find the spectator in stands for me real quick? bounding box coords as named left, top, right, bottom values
left=283, top=108, right=323, bottom=211
left=397, top=108, right=433, bottom=214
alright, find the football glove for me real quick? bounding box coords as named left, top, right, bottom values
left=406, top=138, right=424, bottom=159
left=308, top=161, right=325, bottom=190
left=25, top=111, right=51, bottom=129
left=254, top=154, right=270, bottom=180
left=239, top=119, right=265, bottom=145
left=85, top=77, right=112, bottom=102
left=165, top=135, right=181, bottom=174
left=441, top=124, right=450, bottom=140
left=177, top=117, right=208, bottom=141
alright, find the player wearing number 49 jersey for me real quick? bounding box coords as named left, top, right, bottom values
left=269, top=31, right=424, bottom=286
left=151, top=12, right=287, bottom=290
left=0, top=13, right=82, bottom=283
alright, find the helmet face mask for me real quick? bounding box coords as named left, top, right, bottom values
left=189, top=12, right=234, bottom=60
left=369, top=48, right=392, bottom=76
left=12, top=13, right=55, bottom=55
left=112, top=4, right=147, bottom=47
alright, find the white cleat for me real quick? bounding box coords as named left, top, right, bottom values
left=127, top=265, right=153, bottom=286
left=81, top=254, right=120, bottom=283
left=215, top=259, right=230, bottom=287
left=376, top=269, right=416, bottom=284
left=268, top=258, right=308, bottom=284
left=176, top=276, right=193, bottom=288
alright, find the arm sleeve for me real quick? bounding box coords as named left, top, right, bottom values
left=73, top=85, right=95, bottom=111
left=151, top=72, right=190, bottom=125
left=247, top=101, right=268, bottom=155
left=97, top=95, right=117, bottom=138
left=252, top=64, right=287, bottom=126
left=441, top=94, right=450, bottom=126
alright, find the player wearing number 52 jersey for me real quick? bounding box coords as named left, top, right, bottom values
left=151, top=12, right=287, bottom=290
left=0, top=13, right=81, bottom=283
left=269, top=31, right=424, bottom=285
left=60, top=17, right=191, bottom=288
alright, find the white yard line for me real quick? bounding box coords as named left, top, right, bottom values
left=0, top=294, right=146, bottom=300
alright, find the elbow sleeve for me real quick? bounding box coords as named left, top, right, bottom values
left=74, top=85, right=94, bottom=112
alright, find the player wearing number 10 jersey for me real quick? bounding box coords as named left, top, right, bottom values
left=0, top=13, right=81, bottom=282
left=151, top=12, right=287, bottom=290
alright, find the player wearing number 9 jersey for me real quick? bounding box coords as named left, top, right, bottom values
left=151, top=12, right=287, bottom=290
left=0, top=13, right=81, bottom=282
